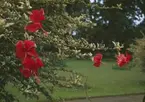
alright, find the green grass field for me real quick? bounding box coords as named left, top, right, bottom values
left=53, top=59, right=145, bottom=99
left=7, top=59, right=145, bottom=102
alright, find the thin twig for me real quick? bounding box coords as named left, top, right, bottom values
left=84, top=76, right=92, bottom=102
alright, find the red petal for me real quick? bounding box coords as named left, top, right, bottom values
left=118, top=62, right=126, bottom=67
left=94, top=62, right=101, bottom=67
left=25, top=23, right=42, bottom=32
left=24, top=40, right=38, bottom=57
left=22, top=57, right=36, bottom=70
left=22, top=57, right=43, bottom=75
left=16, top=41, right=25, bottom=60
left=36, top=57, right=44, bottom=68
left=29, top=8, right=45, bottom=23
left=117, top=54, right=127, bottom=67
left=22, top=57, right=38, bottom=76
left=125, top=52, right=132, bottom=63
left=93, top=53, right=103, bottom=63
left=20, top=68, right=31, bottom=78
left=32, top=58, right=44, bottom=76
left=24, top=40, right=36, bottom=49
left=27, top=48, right=38, bottom=57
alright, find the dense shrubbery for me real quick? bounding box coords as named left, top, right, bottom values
left=0, top=0, right=98, bottom=101
left=129, top=36, right=145, bottom=71
left=0, top=0, right=133, bottom=102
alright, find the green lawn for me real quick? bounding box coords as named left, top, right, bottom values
left=7, top=59, right=145, bottom=102
left=53, top=59, right=145, bottom=99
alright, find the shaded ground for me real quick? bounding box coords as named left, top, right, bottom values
left=67, top=94, right=144, bottom=102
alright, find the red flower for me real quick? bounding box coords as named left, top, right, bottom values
left=117, top=54, right=127, bottom=67
left=35, top=57, right=44, bottom=68
left=16, top=8, right=46, bottom=82
left=25, top=23, right=42, bottom=33
left=125, top=52, right=132, bottom=63
left=25, top=8, right=48, bottom=35
left=20, top=68, right=31, bottom=78
left=93, top=53, right=103, bottom=67
left=16, top=39, right=44, bottom=82
left=93, top=62, right=101, bottom=67
left=16, top=40, right=38, bottom=61
left=20, top=57, right=44, bottom=78
left=116, top=52, right=132, bottom=67
left=29, top=8, right=45, bottom=23
left=22, top=57, right=36, bottom=71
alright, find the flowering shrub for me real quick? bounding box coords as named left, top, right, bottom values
left=92, top=41, right=132, bottom=68
left=92, top=52, right=132, bottom=68
left=0, top=0, right=126, bottom=102
left=0, top=0, right=104, bottom=101
left=15, top=8, right=47, bottom=84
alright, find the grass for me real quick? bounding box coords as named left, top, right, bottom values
left=7, top=59, right=145, bottom=102
left=53, top=59, right=145, bottom=99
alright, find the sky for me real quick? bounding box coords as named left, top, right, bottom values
left=90, top=0, right=94, bottom=2
left=90, top=0, right=103, bottom=4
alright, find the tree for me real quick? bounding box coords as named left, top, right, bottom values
left=0, top=0, right=100, bottom=101
left=76, top=0, right=145, bottom=47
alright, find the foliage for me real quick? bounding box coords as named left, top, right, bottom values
left=0, top=0, right=103, bottom=102
left=129, top=36, right=145, bottom=71
left=74, top=0, right=145, bottom=48
left=0, top=0, right=131, bottom=102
